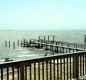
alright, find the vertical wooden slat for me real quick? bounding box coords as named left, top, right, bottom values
left=74, top=55, right=79, bottom=79
left=25, top=65, right=27, bottom=80
left=1, top=68, right=3, bottom=80
left=85, top=55, right=86, bottom=75
left=46, top=61, right=48, bottom=80
left=20, top=64, right=24, bottom=80
left=42, top=61, right=44, bottom=80
left=7, top=67, right=9, bottom=80
left=53, top=59, right=55, bottom=80
left=12, top=66, right=14, bottom=80
left=80, top=55, right=82, bottom=76
left=64, top=58, right=65, bottom=80
left=38, top=62, right=40, bottom=80
left=60, top=59, right=62, bottom=80
left=17, top=66, right=20, bottom=80
left=73, top=57, right=74, bottom=78
left=83, top=55, right=84, bottom=76
left=34, top=63, right=36, bottom=80
left=57, top=59, right=58, bottom=80
left=30, top=64, right=31, bottom=80
left=67, top=58, right=68, bottom=80
left=70, top=57, right=71, bottom=79
left=50, top=60, right=52, bottom=80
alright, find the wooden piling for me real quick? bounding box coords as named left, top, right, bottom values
left=21, top=41, right=22, bottom=47
left=5, top=40, right=7, bottom=47
left=13, top=42, right=15, bottom=49
left=17, top=40, right=19, bottom=46
left=9, top=41, right=10, bottom=48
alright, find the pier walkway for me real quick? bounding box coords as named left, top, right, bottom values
left=23, top=35, right=86, bottom=53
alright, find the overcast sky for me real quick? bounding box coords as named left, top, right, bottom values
left=0, top=0, right=86, bottom=30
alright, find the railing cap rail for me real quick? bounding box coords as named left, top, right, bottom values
left=0, top=51, right=86, bottom=67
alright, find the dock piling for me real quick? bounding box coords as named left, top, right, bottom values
left=13, top=42, right=15, bottom=49
left=5, top=40, right=7, bottom=47
left=17, top=40, right=20, bottom=46
left=9, top=41, right=10, bottom=48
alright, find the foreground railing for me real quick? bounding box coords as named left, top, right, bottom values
left=0, top=51, right=86, bottom=80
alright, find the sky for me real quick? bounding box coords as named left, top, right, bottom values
left=0, top=0, right=86, bottom=30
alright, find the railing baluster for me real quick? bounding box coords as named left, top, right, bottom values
left=46, top=61, right=48, bottom=80
left=30, top=64, right=31, bottom=80
left=85, top=54, right=86, bottom=75
left=83, top=55, right=84, bottom=76
left=20, top=63, right=24, bottom=80
left=57, top=59, right=58, bottom=80
left=34, top=63, right=36, bottom=80
left=1, top=68, right=3, bottom=80
left=64, top=58, right=65, bottom=80
left=38, top=62, right=40, bottom=80
left=67, top=58, right=68, bottom=80
left=17, top=66, right=20, bottom=80
left=73, top=54, right=79, bottom=79
left=25, top=65, right=27, bottom=80
left=58, top=59, right=60, bottom=80
left=12, top=66, right=14, bottom=80
left=60, top=59, right=62, bottom=80
left=50, top=60, right=52, bottom=80
left=73, top=57, right=74, bottom=78
left=70, top=57, right=71, bottom=79
left=7, top=67, right=9, bottom=80
left=53, top=59, right=55, bottom=80
left=42, top=61, right=44, bottom=80
left=80, top=55, right=82, bottom=76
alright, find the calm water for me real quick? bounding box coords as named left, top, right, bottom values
left=0, top=30, right=86, bottom=63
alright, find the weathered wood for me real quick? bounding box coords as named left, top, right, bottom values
left=5, top=40, right=7, bottom=47
left=17, top=40, right=19, bottom=46
left=22, top=38, right=86, bottom=53
left=0, top=49, right=86, bottom=80
left=20, top=63, right=24, bottom=80
left=9, top=41, right=10, bottom=48
left=13, top=42, right=15, bottom=49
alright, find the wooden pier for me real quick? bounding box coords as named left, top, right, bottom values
left=1, top=35, right=86, bottom=80
left=22, top=35, right=86, bottom=53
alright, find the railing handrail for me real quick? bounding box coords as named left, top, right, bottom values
left=0, top=51, right=86, bottom=67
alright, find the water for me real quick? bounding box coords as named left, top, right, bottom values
left=0, top=30, right=86, bottom=63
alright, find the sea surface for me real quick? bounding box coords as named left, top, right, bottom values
left=0, top=30, right=86, bottom=63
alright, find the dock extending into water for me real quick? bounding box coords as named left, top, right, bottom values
left=23, top=35, right=86, bottom=53
left=1, top=35, right=86, bottom=80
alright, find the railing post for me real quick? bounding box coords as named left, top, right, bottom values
left=74, top=54, right=79, bottom=79
left=20, top=63, right=24, bottom=80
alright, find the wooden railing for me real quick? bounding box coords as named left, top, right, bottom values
left=0, top=51, right=86, bottom=80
